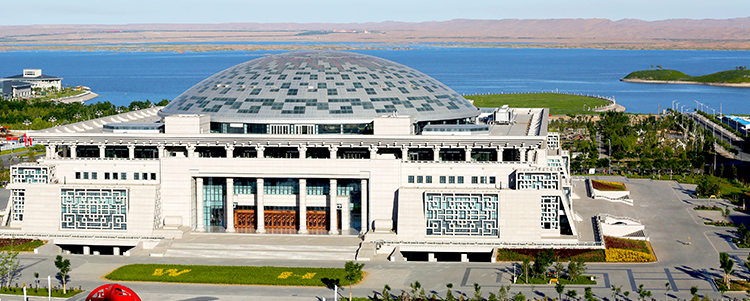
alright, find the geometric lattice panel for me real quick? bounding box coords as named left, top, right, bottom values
left=61, top=188, right=128, bottom=230
left=425, top=193, right=498, bottom=236
left=541, top=195, right=560, bottom=230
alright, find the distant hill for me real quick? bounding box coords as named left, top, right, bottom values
left=3, top=18, right=750, bottom=50
left=622, top=68, right=750, bottom=87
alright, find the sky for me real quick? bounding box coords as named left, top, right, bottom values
left=1, top=0, right=748, bottom=25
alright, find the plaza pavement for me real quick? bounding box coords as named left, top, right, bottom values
left=4, top=176, right=749, bottom=301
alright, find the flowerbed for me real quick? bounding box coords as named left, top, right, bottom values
left=105, top=264, right=359, bottom=287
left=694, top=205, right=723, bottom=211
left=0, top=287, right=84, bottom=298
left=605, top=249, right=655, bottom=262
left=591, top=179, right=627, bottom=191
left=516, top=275, right=596, bottom=285
left=705, top=221, right=736, bottom=227
left=496, top=248, right=605, bottom=262
left=0, top=239, right=45, bottom=252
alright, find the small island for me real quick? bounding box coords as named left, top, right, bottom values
left=621, top=67, right=750, bottom=87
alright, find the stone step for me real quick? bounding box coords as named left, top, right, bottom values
left=163, top=248, right=356, bottom=261
left=167, top=242, right=359, bottom=252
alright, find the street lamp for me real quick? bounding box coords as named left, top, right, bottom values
left=672, top=100, right=677, bottom=111
left=73, top=113, right=81, bottom=121
left=23, top=119, right=31, bottom=131
left=95, top=110, right=103, bottom=119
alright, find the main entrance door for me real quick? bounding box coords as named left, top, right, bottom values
left=265, top=210, right=297, bottom=229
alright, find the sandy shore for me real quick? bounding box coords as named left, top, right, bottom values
left=620, top=78, right=750, bottom=88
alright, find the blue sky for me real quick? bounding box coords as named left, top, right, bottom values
left=2, top=0, right=748, bottom=25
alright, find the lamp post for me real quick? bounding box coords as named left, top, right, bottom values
left=95, top=110, right=103, bottom=119
left=672, top=100, right=677, bottom=111
left=23, top=119, right=31, bottom=131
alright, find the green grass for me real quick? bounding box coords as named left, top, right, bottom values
left=624, top=69, right=750, bottom=84
left=0, top=287, right=84, bottom=298
left=105, top=264, right=361, bottom=287
left=0, top=240, right=46, bottom=252
left=464, top=93, right=610, bottom=115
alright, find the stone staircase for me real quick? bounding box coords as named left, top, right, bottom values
left=149, top=233, right=362, bottom=261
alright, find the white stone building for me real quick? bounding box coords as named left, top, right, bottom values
left=5, top=51, right=577, bottom=261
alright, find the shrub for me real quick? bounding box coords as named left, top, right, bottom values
left=605, top=249, right=656, bottom=262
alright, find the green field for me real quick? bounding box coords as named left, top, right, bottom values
left=464, top=93, right=611, bottom=115
left=105, top=264, right=361, bottom=287
left=623, top=69, right=750, bottom=84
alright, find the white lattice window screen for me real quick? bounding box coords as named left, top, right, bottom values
left=61, top=188, right=128, bottom=230
left=153, top=188, right=163, bottom=229
left=11, top=167, right=49, bottom=184
left=425, top=193, right=498, bottom=236
left=541, top=196, right=560, bottom=230
left=517, top=173, right=559, bottom=190
left=11, top=189, right=25, bottom=221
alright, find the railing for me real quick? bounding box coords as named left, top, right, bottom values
left=0, top=232, right=164, bottom=240
left=371, top=239, right=605, bottom=249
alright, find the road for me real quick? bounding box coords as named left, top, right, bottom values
left=687, top=112, right=750, bottom=162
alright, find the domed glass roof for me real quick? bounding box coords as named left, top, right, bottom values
left=159, top=51, right=479, bottom=124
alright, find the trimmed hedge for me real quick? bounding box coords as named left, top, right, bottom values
left=105, top=264, right=359, bottom=287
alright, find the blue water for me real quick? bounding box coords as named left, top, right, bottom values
left=0, top=48, right=748, bottom=114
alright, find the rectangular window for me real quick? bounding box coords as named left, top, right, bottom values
left=408, top=176, right=414, bottom=183
left=151, top=173, right=157, bottom=180
left=457, top=176, right=464, bottom=184
left=417, top=176, right=423, bottom=183
left=471, top=176, right=478, bottom=184
left=489, top=176, right=496, bottom=184
left=75, top=172, right=81, bottom=179
left=105, top=173, right=110, bottom=180
left=112, top=172, right=118, bottom=180
left=480, top=176, right=487, bottom=184
left=121, top=173, right=127, bottom=180
left=426, top=176, right=432, bottom=183
left=448, top=176, right=455, bottom=184
left=134, top=173, right=139, bottom=180
left=142, top=173, right=148, bottom=180
left=83, top=172, right=89, bottom=180
left=440, top=176, right=446, bottom=184
left=91, top=172, right=97, bottom=180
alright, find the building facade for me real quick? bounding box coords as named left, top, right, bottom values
left=1, top=69, right=62, bottom=99
left=7, top=51, right=576, bottom=259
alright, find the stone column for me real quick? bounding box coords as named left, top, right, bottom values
left=187, top=145, right=195, bottom=158
left=113, top=246, right=121, bottom=256
left=369, top=146, right=378, bottom=159
left=256, top=178, right=266, bottom=233
left=45, top=145, right=54, bottom=159
left=157, top=145, right=165, bottom=159
left=465, top=147, right=472, bottom=162
left=70, top=145, right=77, bottom=158
left=99, top=144, right=106, bottom=158
left=433, top=147, right=440, bottom=162
left=226, top=177, right=235, bottom=233
left=328, top=145, right=338, bottom=159
left=298, top=179, right=308, bottom=234
left=128, top=144, right=135, bottom=159
left=329, top=179, right=339, bottom=235
left=298, top=145, right=307, bottom=159
left=256, top=145, right=265, bottom=158
left=361, top=179, right=368, bottom=234
left=225, top=145, right=234, bottom=158
left=496, top=147, right=503, bottom=162
left=401, top=146, right=409, bottom=161
left=196, top=177, right=205, bottom=232
left=50, top=144, right=58, bottom=159
left=342, top=196, right=350, bottom=233
left=520, top=148, right=526, bottom=162
left=83, top=246, right=90, bottom=255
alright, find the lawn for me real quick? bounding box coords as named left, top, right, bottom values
left=105, top=264, right=361, bottom=287
left=0, top=287, right=84, bottom=298
left=464, top=93, right=610, bottom=115
left=496, top=248, right=606, bottom=262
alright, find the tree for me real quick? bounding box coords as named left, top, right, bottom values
left=553, top=261, right=566, bottom=279
left=532, top=249, right=555, bottom=279
left=473, top=283, right=483, bottom=301
left=637, top=284, right=651, bottom=301
left=722, top=206, right=731, bottom=222
left=497, top=285, right=511, bottom=301
left=689, top=286, right=698, bottom=297
left=446, top=283, right=455, bottom=301
left=0, top=251, right=20, bottom=289
left=344, top=261, right=364, bottom=301
left=521, top=259, right=531, bottom=283
left=555, top=282, right=565, bottom=301
left=719, top=252, right=734, bottom=289
left=584, top=287, right=594, bottom=301
left=567, top=258, right=586, bottom=281
left=611, top=285, right=622, bottom=301
left=410, top=280, right=421, bottom=299
left=54, top=255, right=71, bottom=294
left=513, top=292, right=526, bottom=301
left=382, top=284, right=392, bottom=301
left=664, top=282, right=671, bottom=301
left=566, top=289, right=577, bottom=301
left=623, top=291, right=630, bottom=301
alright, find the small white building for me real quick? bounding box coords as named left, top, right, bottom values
left=1, top=69, right=63, bottom=98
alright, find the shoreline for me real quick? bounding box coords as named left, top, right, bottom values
left=54, top=91, right=99, bottom=103
left=620, top=78, right=750, bottom=88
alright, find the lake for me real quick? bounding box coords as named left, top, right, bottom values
left=1, top=47, right=748, bottom=114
